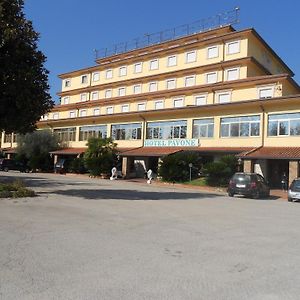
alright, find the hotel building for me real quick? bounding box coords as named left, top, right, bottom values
left=1, top=23, right=300, bottom=187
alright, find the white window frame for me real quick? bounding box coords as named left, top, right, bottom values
left=81, top=74, right=88, bottom=84
left=207, top=45, right=219, bottom=59
left=53, top=112, right=59, bottom=120
left=64, top=79, right=71, bottom=87
left=118, top=87, right=126, bottom=97
left=91, top=91, right=99, bottom=101
left=166, top=79, right=176, bottom=90
left=137, top=102, right=146, bottom=111
left=167, top=55, right=177, bottom=67
left=69, top=111, right=76, bottom=118
left=173, top=97, right=184, bottom=108
left=106, top=106, right=114, bottom=114
left=149, top=82, right=158, bottom=92
left=106, top=69, right=113, bottom=79
left=134, top=62, right=143, bottom=73
left=149, top=59, right=159, bottom=70
left=80, top=93, right=88, bottom=102
left=226, top=40, right=240, bottom=55
left=93, top=108, right=100, bottom=116
left=80, top=109, right=87, bottom=117
left=257, top=85, right=275, bottom=99
left=92, top=72, right=100, bottom=82
left=225, top=67, right=240, bottom=81
left=133, top=84, right=142, bottom=94
left=216, top=91, right=232, bottom=104
left=105, top=89, right=112, bottom=98
left=62, top=96, right=70, bottom=105
left=154, top=100, right=164, bottom=110
left=119, top=66, right=127, bottom=77
left=186, top=50, right=197, bottom=63
left=194, top=94, right=208, bottom=106
left=206, top=72, right=218, bottom=84
left=185, top=75, right=196, bottom=87
left=121, top=104, right=129, bottom=113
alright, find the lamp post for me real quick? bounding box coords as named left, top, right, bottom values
left=189, top=163, right=193, bottom=182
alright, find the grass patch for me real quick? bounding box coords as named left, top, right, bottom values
left=0, top=179, right=36, bottom=198
left=183, top=177, right=208, bottom=186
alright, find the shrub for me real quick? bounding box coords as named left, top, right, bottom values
left=69, top=158, right=86, bottom=174
left=203, top=155, right=237, bottom=186
left=0, top=180, right=35, bottom=198
left=158, top=151, right=202, bottom=182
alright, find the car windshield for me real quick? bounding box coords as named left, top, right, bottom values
left=291, top=180, right=300, bottom=190
left=233, top=174, right=251, bottom=182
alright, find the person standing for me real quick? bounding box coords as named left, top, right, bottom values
left=281, top=172, right=288, bottom=191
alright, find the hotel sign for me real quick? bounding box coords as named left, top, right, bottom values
left=144, top=139, right=199, bottom=147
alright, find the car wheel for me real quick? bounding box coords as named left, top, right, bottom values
left=288, top=198, right=293, bottom=202
left=4, top=167, right=9, bottom=172
left=252, top=190, right=260, bottom=199
left=228, top=191, right=234, bottom=197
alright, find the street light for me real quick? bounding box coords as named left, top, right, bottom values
left=189, top=163, right=193, bottom=182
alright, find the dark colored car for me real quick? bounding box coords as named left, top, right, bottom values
left=228, top=172, right=270, bottom=199
left=0, top=159, right=30, bottom=173
left=288, top=178, right=300, bottom=202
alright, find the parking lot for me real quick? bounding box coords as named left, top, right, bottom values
left=1, top=172, right=300, bottom=300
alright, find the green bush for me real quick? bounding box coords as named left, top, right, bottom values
left=203, top=155, right=237, bottom=186
left=69, top=158, right=86, bottom=174
left=158, top=151, right=202, bottom=182
left=0, top=180, right=35, bottom=198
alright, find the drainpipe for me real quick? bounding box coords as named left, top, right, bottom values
left=260, top=104, right=265, bottom=147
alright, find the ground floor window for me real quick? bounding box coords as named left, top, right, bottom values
left=268, top=113, right=300, bottom=136
left=111, top=123, right=142, bottom=140
left=192, top=118, right=214, bottom=138
left=79, top=125, right=107, bottom=141
left=54, top=127, right=76, bottom=142
left=220, top=115, right=260, bottom=137
left=146, top=120, right=187, bottom=139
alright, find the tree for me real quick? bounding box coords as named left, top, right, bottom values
left=16, top=130, right=59, bottom=171
left=84, top=137, right=117, bottom=176
left=158, top=151, right=202, bottom=182
left=0, top=0, right=53, bottom=134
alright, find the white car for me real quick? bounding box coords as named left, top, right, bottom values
left=288, top=178, right=300, bottom=202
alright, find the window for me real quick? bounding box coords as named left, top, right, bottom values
left=258, top=86, right=274, bottom=99
left=227, top=40, right=240, bottom=55
left=91, top=91, right=99, bottom=100
left=106, top=69, right=113, bottom=79
left=149, top=59, right=159, bottom=70
left=53, top=113, right=59, bottom=120
left=149, top=82, right=158, bottom=92
left=69, top=111, right=76, bottom=118
left=167, top=55, right=177, bottom=67
left=146, top=120, right=187, bottom=139
left=173, top=98, right=184, bottom=108
left=111, top=123, right=142, bottom=140
left=186, top=50, right=196, bottom=63
left=133, top=84, right=142, bottom=94
left=80, top=93, right=88, bottom=102
left=195, top=95, right=207, bottom=106
left=64, top=79, right=71, bottom=87
left=81, top=75, right=88, bottom=84
left=226, top=68, right=239, bottom=81
left=93, top=108, right=100, bottom=116
left=220, top=115, right=260, bottom=137
left=166, top=79, right=176, bottom=90
left=137, top=103, right=146, bottom=111
left=154, top=100, right=164, bottom=110
left=207, top=46, right=219, bottom=59
left=193, top=118, right=214, bottom=138
left=92, top=72, right=100, bottom=82
left=62, top=96, right=70, bottom=105
left=105, top=89, right=112, bottom=98
left=185, top=75, right=196, bottom=87
left=118, top=87, right=126, bottom=97
left=119, top=66, right=127, bottom=77
left=121, top=104, right=129, bottom=112
left=54, top=127, right=76, bottom=142
left=216, top=91, right=231, bottom=104
left=4, top=133, right=12, bottom=143
left=206, top=72, right=218, bottom=84
left=106, top=106, right=113, bottom=114
left=42, top=114, right=49, bottom=121
left=268, top=113, right=300, bottom=137
left=134, top=62, right=142, bottom=73
left=79, top=125, right=107, bottom=141
left=79, top=110, right=87, bottom=117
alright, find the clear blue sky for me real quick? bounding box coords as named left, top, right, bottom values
left=24, top=0, right=300, bottom=103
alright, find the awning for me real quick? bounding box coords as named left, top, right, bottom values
left=238, top=147, right=300, bottom=160
left=49, top=148, right=86, bottom=155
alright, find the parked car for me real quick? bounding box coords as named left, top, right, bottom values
left=0, top=159, right=30, bottom=173
left=288, top=178, right=300, bottom=202
left=228, top=172, right=270, bottom=199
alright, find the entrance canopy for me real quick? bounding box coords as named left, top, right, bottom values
left=238, top=147, right=300, bottom=160
left=49, top=148, right=86, bottom=156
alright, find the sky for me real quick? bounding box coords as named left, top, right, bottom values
left=24, top=0, right=300, bottom=104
